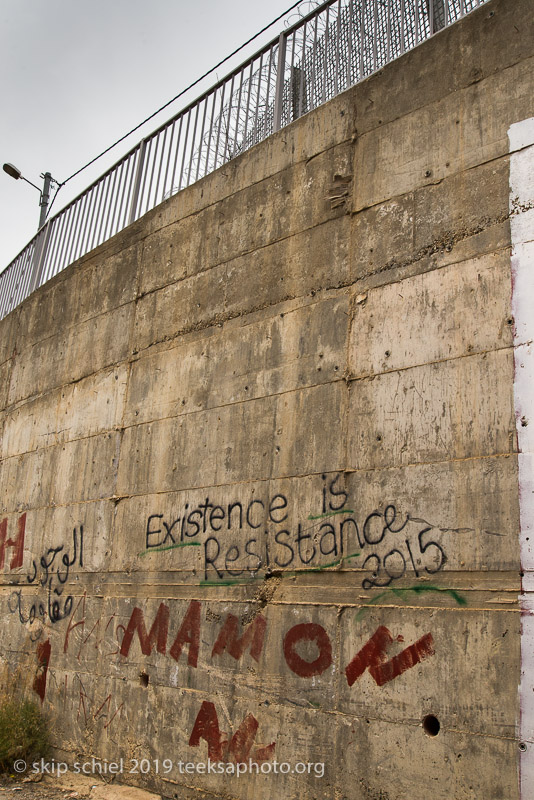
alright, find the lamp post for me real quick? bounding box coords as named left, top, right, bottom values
left=2, top=163, right=58, bottom=230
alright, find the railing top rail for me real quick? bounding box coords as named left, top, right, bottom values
left=0, top=0, right=488, bottom=320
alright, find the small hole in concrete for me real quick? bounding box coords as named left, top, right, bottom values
left=422, top=714, right=440, bottom=736
left=140, top=672, right=149, bottom=688
left=376, top=435, right=382, bottom=442
left=519, top=742, right=527, bottom=752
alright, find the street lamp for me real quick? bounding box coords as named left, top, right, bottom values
left=2, top=163, right=59, bottom=230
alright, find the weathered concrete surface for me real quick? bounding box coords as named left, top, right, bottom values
left=0, top=0, right=533, bottom=798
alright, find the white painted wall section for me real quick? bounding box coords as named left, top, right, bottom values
left=509, top=116, right=534, bottom=798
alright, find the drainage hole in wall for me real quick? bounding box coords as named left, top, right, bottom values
left=140, top=672, right=149, bottom=688
left=519, top=742, right=528, bottom=752
left=422, top=714, right=440, bottom=736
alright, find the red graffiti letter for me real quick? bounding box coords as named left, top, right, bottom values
left=228, top=714, right=259, bottom=763
left=345, top=625, right=393, bottom=686
left=345, top=626, right=435, bottom=687
left=212, top=613, right=266, bottom=663
left=283, top=622, right=332, bottom=677
left=370, top=633, right=435, bottom=686
left=120, top=602, right=169, bottom=657
left=189, top=701, right=223, bottom=761
left=0, top=514, right=26, bottom=570
left=169, top=600, right=201, bottom=666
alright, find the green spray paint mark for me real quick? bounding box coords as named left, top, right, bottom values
left=138, top=541, right=202, bottom=557
left=355, top=584, right=467, bottom=620
left=308, top=509, right=355, bottom=520
left=200, top=551, right=361, bottom=586
left=294, top=550, right=360, bottom=573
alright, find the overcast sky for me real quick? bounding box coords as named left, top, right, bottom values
left=0, top=0, right=310, bottom=270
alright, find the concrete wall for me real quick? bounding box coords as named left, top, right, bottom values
left=1, top=0, right=533, bottom=797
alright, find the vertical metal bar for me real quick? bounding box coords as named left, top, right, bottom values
left=3, top=262, right=16, bottom=316
left=241, top=62, right=254, bottom=145
left=53, top=207, right=71, bottom=275
left=429, top=0, right=435, bottom=34
left=171, top=115, right=185, bottom=191
left=265, top=44, right=275, bottom=133
left=179, top=109, right=193, bottom=188
left=253, top=52, right=264, bottom=142
left=334, top=0, right=341, bottom=96
left=359, top=0, right=365, bottom=78
left=311, top=14, right=319, bottom=106
left=102, top=165, right=121, bottom=242
left=213, top=83, right=226, bottom=170
left=372, top=0, right=378, bottom=70
left=196, top=97, right=209, bottom=178
left=117, top=156, right=132, bottom=233
left=299, top=24, right=307, bottom=114
left=60, top=203, right=79, bottom=273
left=120, top=153, right=136, bottom=228
left=154, top=125, right=169, bottom=204
left=204, top=92, right=217, bottom=175
left=145, top=135, right=160, bottom=212
left=231, top=68, right=245, bottom=158
left=347, top=0, right=354, bottom=88
left=400, top=0, right=405, bottom=53
left=162, top=119, right=177, bottom=199
left=322, top=6, right=330, bottom=103
left=386, top=0, right=391, bottom=60
left=139, top=137, right=156, bottom=215
left=82, top=183, right=101, bottom=255
left=109, top=158, right=127, bottom=236
left=128, top=139, right=148, bottom=224
left=87, top=181, right=105, bottom=252
left=289, top=31, right=296, bottom=120
left=65, top=195, right=85, bottom=268
left=10, top=255, right=24, bottom=309
left=273, top=31, right=287, bottom=132
left=186, top=102, right=201, bottom=185
left=222, top=76, right=235, bottom=165
left=95, top=172, right=113, bottom=248
left=39, top=215, right=58, bottom=283
left=0, top=265, right=12, bottom=317
left=71, top=190, right=91, bottom=261
left=415, top=0, right=420, bottom=44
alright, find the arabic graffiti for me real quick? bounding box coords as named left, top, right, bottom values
left=8, top=526, right=84, bottom=640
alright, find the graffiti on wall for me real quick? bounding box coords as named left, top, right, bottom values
left=0, top=472, right=461, bottom=762
left=7, top=524, right=84, bottom=641
left=0, top=513, right=26, bottom=570
left=141, top=474, right=448, bottom=588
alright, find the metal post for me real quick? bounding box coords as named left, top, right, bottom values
left=28, top=221, right=53, bottom=295
left=273, top=32, right=287, bottom=132
left=39, top=172, right=52, bottom=229
left=429, top=0, right=446, bottom=32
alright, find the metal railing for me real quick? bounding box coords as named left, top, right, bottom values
left=0, top=0, right=487, bottom=320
